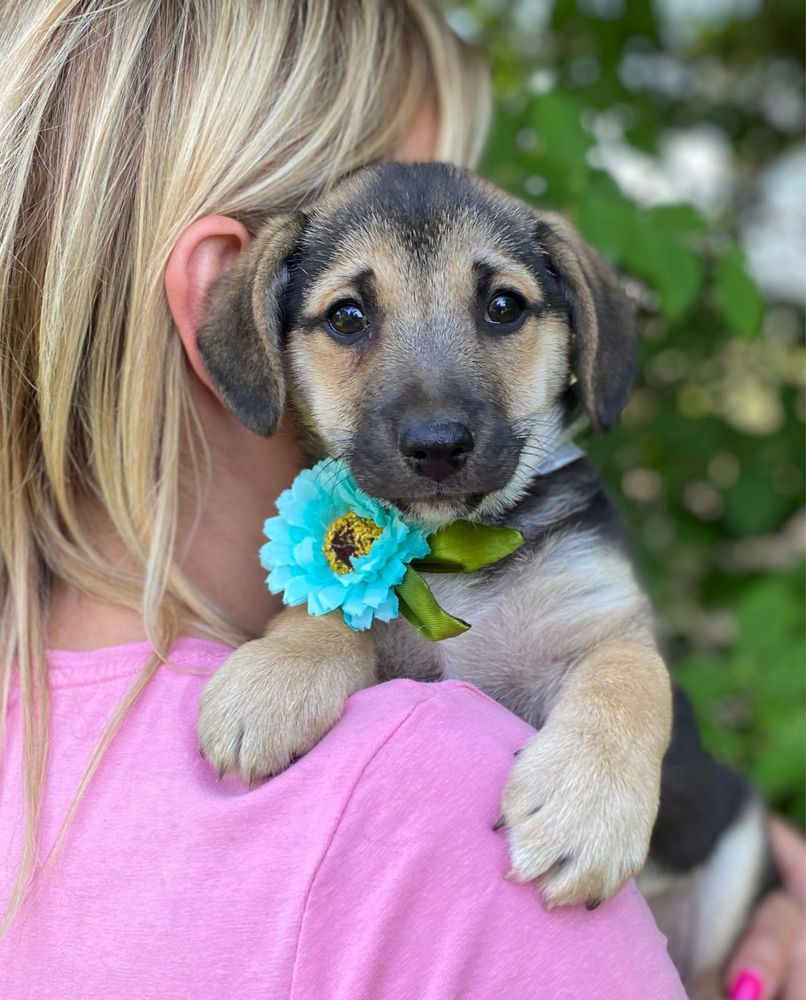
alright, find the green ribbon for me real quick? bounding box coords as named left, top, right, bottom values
left=393, top=520, right=524, bottom=642
left=413, top=520, right=525, bottom=573
left=396, top=567, right=470, bottom=641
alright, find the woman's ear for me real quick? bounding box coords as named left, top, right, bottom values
left=183, top=213, right=304, bottom=437
left=165, top=215, right=252, bottom=395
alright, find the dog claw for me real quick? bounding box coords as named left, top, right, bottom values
left=492, top=815, right=507, bottom=831
left=585, top=898, right=602, bottom=911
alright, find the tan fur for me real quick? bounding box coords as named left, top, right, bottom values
left=302, top=242, right=405, bottom=317
left=286, top=199, right=575, bottom=487
left=198, top=604, right=376, bottom=785
left=289, top=333, right=366, bottom=452
left=501, top=313, right=568, bottom=420
left=423, top=530, right=657, bottom=705
left=378, top=526, right=671, bottom=906
left=469, top=252, right=545, bottom=304
left=501, top=641, right=671, bottom=906
left=198, top=164, right=669, bottom=910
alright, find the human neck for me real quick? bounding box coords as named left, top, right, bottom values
left=47, top=387, right=305, bottom=652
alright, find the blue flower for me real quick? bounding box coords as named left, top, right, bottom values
left=260, top=459, right=431, bottom=631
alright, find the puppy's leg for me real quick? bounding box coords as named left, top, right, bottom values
left=199, top=605, right=377, bottom=784
left=501, top=640, right=672, bottom=908
left=642, top=795, right=772, bottom=997
left=642, top=686, right=775, bottom=986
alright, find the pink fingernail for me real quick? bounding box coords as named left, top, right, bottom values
left=729, top=969, right=764, bottom=1000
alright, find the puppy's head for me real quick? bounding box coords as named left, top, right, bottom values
left=198, top=163, right=636, bottom=522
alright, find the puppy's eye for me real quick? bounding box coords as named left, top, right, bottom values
left=326, top=300, right=369, bottom=339
left=485, top=291, right=525, bottom=327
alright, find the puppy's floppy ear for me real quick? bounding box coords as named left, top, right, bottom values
left=197, top=214, right=305, bottom=436
left=534, top=212, right=637, bottom=432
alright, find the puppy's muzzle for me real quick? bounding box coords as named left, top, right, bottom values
left=398, top=418, right=474, bottom=482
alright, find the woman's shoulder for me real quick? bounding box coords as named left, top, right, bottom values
left=26, top=635, right=536, bottom=853
left=334, top=673, right=535, bottom=774
left=289, top=675, right=685, bottom=1000
left=34, top=635, right=533, bottom=796
left=4, top=640, right=684, bottom=1000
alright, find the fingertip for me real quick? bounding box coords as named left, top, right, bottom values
left=728, top=969, right=765, bottom=1000
left=726, top=890, right=802, bottom=1000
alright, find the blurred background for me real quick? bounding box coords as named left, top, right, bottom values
left=444, top=0, right=805, bottom=824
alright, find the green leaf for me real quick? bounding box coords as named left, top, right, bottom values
left=751, top=714, right=806, bottom=800
left=623, top=212, right=704, bottom=321
left=530, top=92, right=592, bottom=169
left=735, top=578, right=801, bottom=658
left=652, top=204, right=709, bottom=236
left=395, top=568, right=469, bottom=641
left=724, top=471, right=791, bottom=535
left=414, top=520, right=524, bottom=573
left=714, top=244, right=765, bottom=338
left=654, top=246, right=705, bottom=322
left=576, top=187, right=637, bottom=264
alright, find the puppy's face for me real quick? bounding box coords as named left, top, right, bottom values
left=199, top=164, right=636, bottom=523
left=283, top=169, right=574, bottom=521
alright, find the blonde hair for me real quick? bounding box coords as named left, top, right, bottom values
left=0, top=0, right=489, bottom=928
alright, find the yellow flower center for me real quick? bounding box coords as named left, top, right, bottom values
left=323, top=512, right=383, bottom=575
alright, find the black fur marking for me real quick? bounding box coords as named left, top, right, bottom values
left=754, top=842, right=782, bottom=901
left=347, top=370, right=521, bottom=504
left=483, top=457, right=621, bottom=551
left=533, top=218, right=636, bottom=432
left=198, top=267, right=288, bottom=437
left=294, top=165, right=564, bottom=314
left=650, top=686, right=754, bottom=873
left=290, top=163, right=634, bottom=436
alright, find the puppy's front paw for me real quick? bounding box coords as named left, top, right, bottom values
left=198, top=638, right=348, bottom=785
left=500, top=726, right=658, bottom=908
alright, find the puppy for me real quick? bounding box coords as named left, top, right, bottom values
left=195, top=163, right=772, bottom=985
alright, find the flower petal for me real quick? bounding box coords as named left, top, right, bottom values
left=313, top=584, right=347, bottom=614
left=293, top=536, right=317, bottom=567
left=279, top=499, right=315, bottom=528
left=344, top=605, right=374, bottom=631
left=373, top=593, right=399, bottom=622
left=266, top=564, right=294, bottom=594
left=283, top=574, right=313, bottom=606
left=361, top=579, right=392, bottom=609
left=259, top=457, right=434, bottom=631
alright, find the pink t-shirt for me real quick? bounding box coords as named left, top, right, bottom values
left=1, top=639, right=685, bottom=999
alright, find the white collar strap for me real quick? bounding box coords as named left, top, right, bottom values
left=532, top=412, right=589, bottom=477
left=533, top=440, right=586, bottom=476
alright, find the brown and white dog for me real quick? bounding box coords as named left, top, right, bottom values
left=195, top=163, right=773, bottom=988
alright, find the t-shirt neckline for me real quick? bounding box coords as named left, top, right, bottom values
left=32, top=637, right=235, bottom=690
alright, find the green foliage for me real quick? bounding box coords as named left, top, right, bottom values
left=454, top=0, right=805, bottom=823
left=714, top=246, right=765, bottom=339
left=676, top=574, right=805, bottom=818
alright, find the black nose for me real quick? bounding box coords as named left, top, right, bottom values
left=399, top=419, right=475, bottom=482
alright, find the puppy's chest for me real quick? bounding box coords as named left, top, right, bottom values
left=375, top=520, right=644, bottom=721
left=377, top=571, right=504, bottom=684
left=376, top=553, right=573, bottom=702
